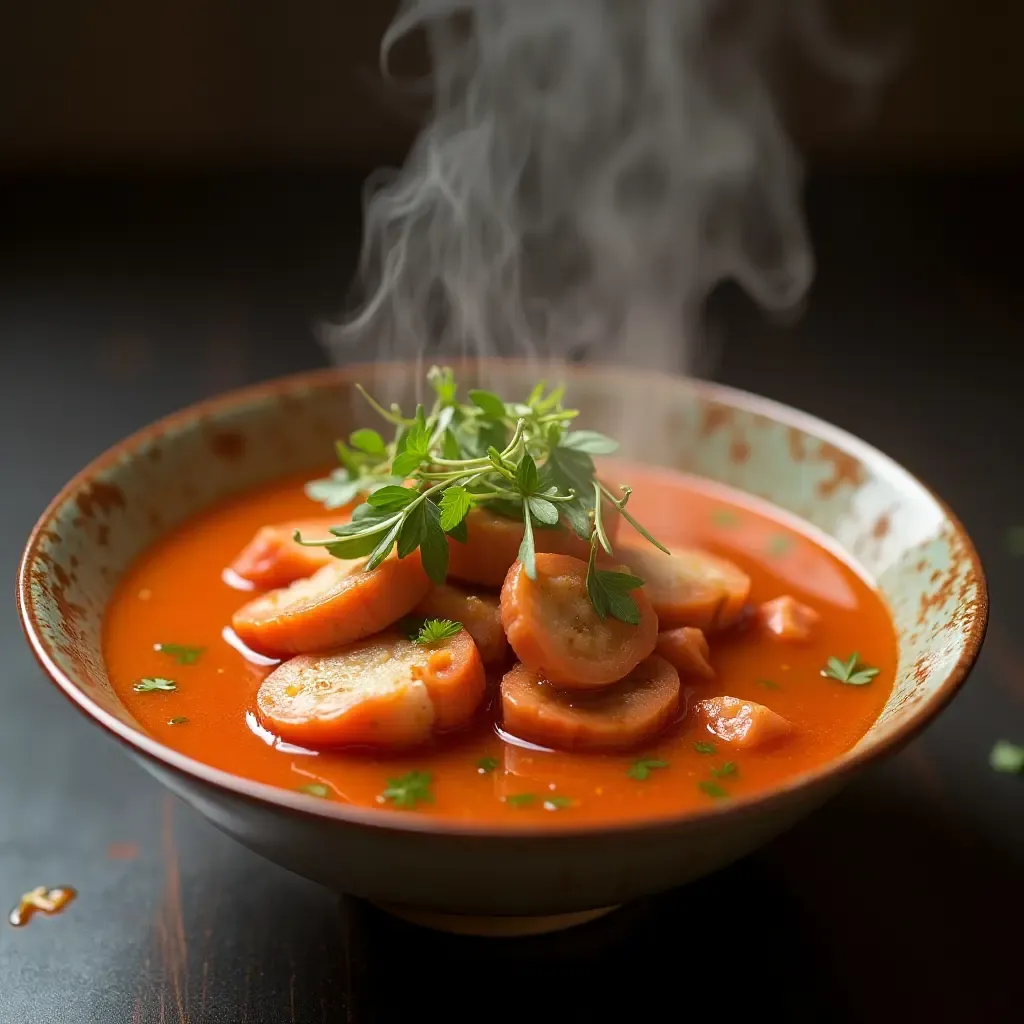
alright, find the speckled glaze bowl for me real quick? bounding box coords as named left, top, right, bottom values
left=18, top=362, right=987, bottom=934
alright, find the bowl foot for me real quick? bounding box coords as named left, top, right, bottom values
left=371, top=902, right=619, bottom=937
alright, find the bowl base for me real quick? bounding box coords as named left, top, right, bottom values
left=372, top=902, right=619, bottom=937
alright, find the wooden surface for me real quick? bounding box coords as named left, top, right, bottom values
left=0, top=171, right=1021, bottom=1022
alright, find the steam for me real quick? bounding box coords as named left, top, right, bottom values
left=325, top=0, right=885, bottom=380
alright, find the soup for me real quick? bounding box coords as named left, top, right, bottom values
left=103, top=370, right=897, bottom=828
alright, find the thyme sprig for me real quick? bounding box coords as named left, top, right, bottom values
left=298, top=366, right=665, bottom=624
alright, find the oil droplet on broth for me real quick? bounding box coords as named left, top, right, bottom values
left=9, top=886, right=77, bottom=927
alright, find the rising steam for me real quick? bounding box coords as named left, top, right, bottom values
left=325, top=0, right=884, bottom=379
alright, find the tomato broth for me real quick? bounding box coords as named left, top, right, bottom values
left=103, top=463, right=897, bottom=826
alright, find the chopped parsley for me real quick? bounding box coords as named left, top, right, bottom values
left=167, top=716, right=188, bottom=726
left=414, top=619, right=463, bottom=645
left=711, top=761, right=738, bottom=779
left=693, top=741, right=717, bottom=755
left=133, top=677, right=176, bottom=693
left=505, top=793, right=537, bottom=808
left=758, top=678, right=782, bottom=691
left=154, top=643, right=205, bottom=665
left=822, top=652, right=880, bottom=686
left=476, top=756, right=499, bottom=774
left=299, top=783, right=330, bottom=798
left=627, top=757, right=669, bottom=781
left=712, top=509, right=740, bottom=527
left=543, top=796, right=573, bottom=811
left=989, top=740, right=1024, bottom=774
left=381, top=771, right=434, bottom=809
left=698, top=781, right=730, bottom=800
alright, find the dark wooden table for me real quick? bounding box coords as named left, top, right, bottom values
left=1, top=171, right=1021, bottom=1023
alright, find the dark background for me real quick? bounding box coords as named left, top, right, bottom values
left=1, top=3, right=1022, bottom=1022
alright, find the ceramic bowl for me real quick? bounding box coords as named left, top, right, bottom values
left=18, top=362, right=987, bottom=935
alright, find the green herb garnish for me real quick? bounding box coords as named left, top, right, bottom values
left=381, top=771, right=434, bottom=809
left=712, top=762, right=738, bottom=779
left=476, top=756, right=499, bottom=774
left=698, top=781, right=729, bottom=800
left=712, top=509, right=739, bottom=527
left=414, top=619, right=463, bottom=645
left=822, top=652, right=880, bottom=686
left=133, top=677, right=176, bottom=693
left=296, top=366, right=665, bottom=624
left=167, top=716, right=188, bottom=726
left=543, top=796, right=573, bottom=810
left=627, top=757, right=669, bottom=781
left=154, top=643, right=205, bottom=665
left=505, top=793, right=537, bottom=808
left=693, top=741, right=717, bottom=755
left=299, top=783, right=330, bottom=798
left=758, top=678, right=782, bottom=691
left=990, top=740, right=1024, bottom=774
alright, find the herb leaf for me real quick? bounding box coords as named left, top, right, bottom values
left=299, top=783, right=331, bottom=798
left=822, top=652, right=880, bottom=686
left=505, top=793, right=536, bottom=808
left=515, top=452, right=540, bottom=495
left=518, top=501, right=537, bottom=579
left=364, top=516, right=404, bottom=571
left=350, top=429, right=386, bottom=456
left=698, top=781, right=730, bottom=800
left=167, top=716, right=188, bottom=726
left=476, top=756, right=499, bottom=774
left=419, top=501, right=450, bottom=583
left=562, top=430, right=619, bottom=455
left=544, top=796, right=573, bottom=810
left=305, top=470, right=363, bottom=510
left=990, top=740, right=1024, bottom=774
left=627, top=758, right=669, bottom=781
left=693, top=741, right=717, bottom=755
left=134, top=677, right=176, bottom=693
left=527, top=495, right=559, bottom=526
left=439, top=486, right=473, bottom=531
left=414, top=618, right=463, bottom=645
left=468, top=389, right=507, bottom=419
left=586, top=540, right=643, bottom=625
left=367, top=485, right=417, bottom=511
left=155, top=643, right=204, bottom=666
left=381, top=771, right=433, bottom=809
left=712, top=761, right=738, bottom=778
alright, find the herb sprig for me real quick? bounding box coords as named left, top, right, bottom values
left=133, top=677, right=176, bottom=693
left=381, top=771, right=434, bottom=809
left=822, top=652, right=880, bottom=686
left=298, top=366, right=665, bottom=624
left=414, top=619, right=463, bottom=645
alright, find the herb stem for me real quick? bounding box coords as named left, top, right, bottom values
left=355, top=383, right=414, bottom=427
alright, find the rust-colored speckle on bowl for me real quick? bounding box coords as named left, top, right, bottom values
left=815, top=442, right=865, bottom=498
left=76, top=481, right=125, bottom=521
left=207, top=429, right=246, bottom=462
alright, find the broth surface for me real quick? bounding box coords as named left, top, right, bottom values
left=103, top=462, right=897, bottom=826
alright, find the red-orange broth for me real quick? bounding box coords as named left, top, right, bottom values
left=103, top=462, right=897, bottom=825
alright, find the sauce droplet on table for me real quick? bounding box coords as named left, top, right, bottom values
left=8, top=886, right=77, bottom=927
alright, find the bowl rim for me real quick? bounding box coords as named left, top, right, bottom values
left=17, top=360, right=988, bottom=840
